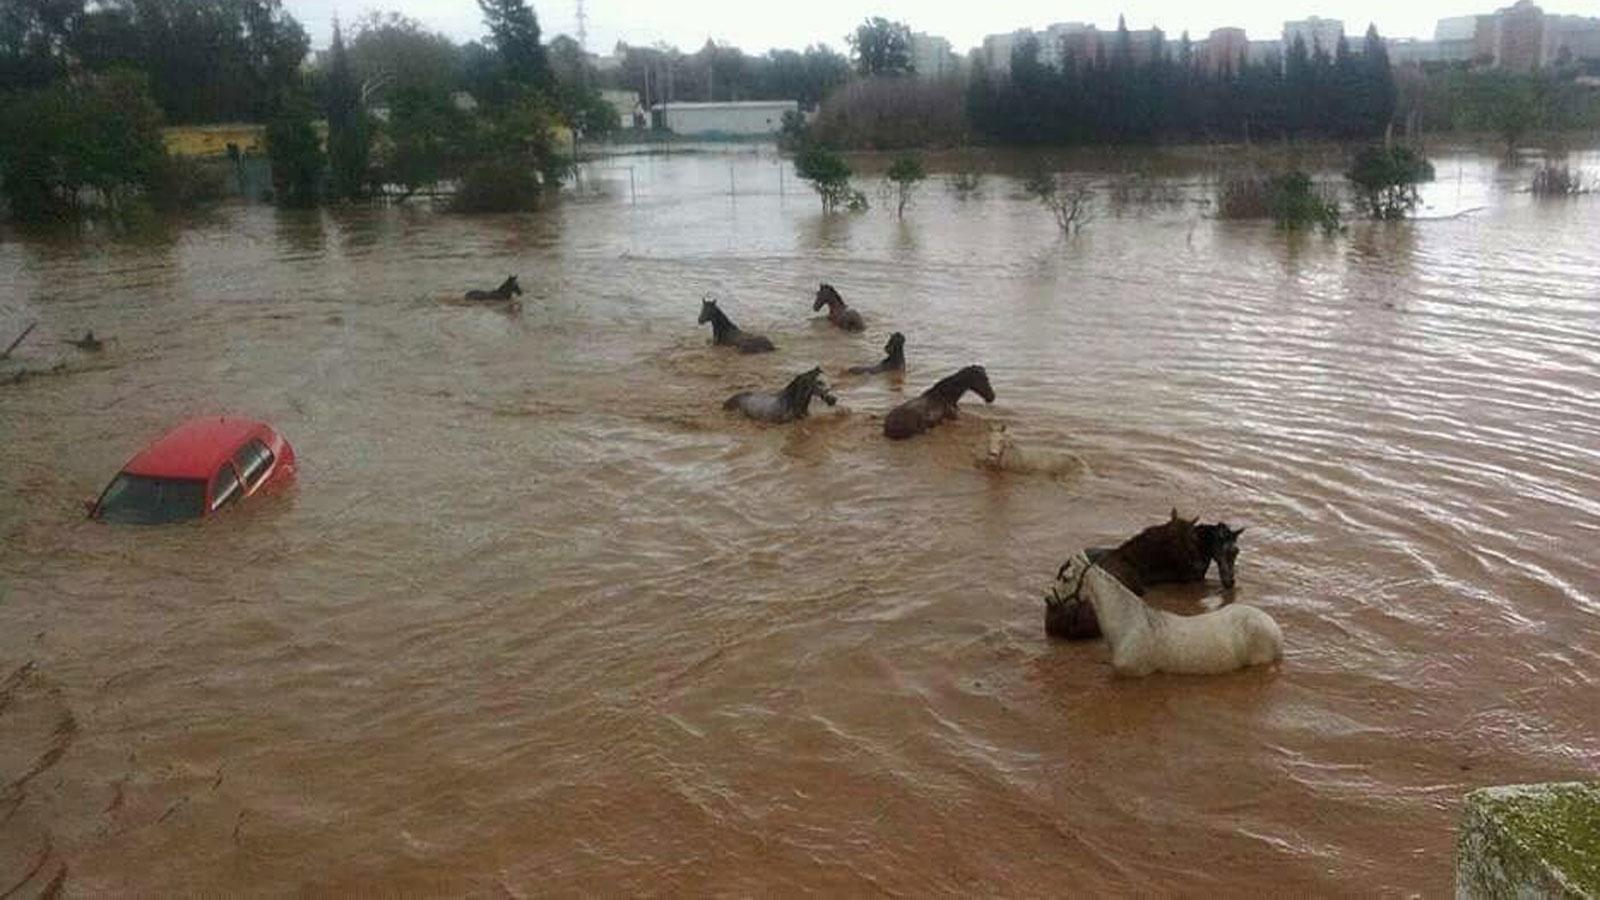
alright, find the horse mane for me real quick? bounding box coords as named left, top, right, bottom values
left=498, top=276, right=517, bottom=292
left=925, top=365, right=988, bottom=402
left=779, top=369, right=822, bottom=410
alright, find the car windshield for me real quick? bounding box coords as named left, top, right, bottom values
left=95, top=474, right=206, bottom=525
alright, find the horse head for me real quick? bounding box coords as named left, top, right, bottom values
left=963, top=365, right=996, bottom=403
left=1197, top=521, right=1245, bottom=590
left=503, top=275, right=523, bottom=296
left=884, top=332, right=905, bottom=358
left=698, top=297, right=718, bottom=324
left=813, top=283, right=842, bottom=312
left=784, top=367, right=836, bottom=413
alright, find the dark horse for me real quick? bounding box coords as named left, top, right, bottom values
left=813, top=284, right=865, bottom=332
left=699, top=298, right=776, bottom=353
left=723, top=367, right=838, bottom=423
left=1044, top=509, right=1247, bottom=640
left=465, top=276, right=522, bottom=301
left=882, top=365, right=994, bottom=440
left=847, top=332, right=905, bottom=375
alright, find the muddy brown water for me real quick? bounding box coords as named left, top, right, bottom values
left=2, top=146, right=1598, bottom=895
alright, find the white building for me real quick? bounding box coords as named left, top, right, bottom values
left=651, top=101, right=798, bottom=137
left=1283, top=17, right=1344, bottom=54
left=911, top=32, right=957, bottom=77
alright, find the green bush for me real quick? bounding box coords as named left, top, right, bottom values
left=1346, top=144, right=1434, bottom=219
left=266, top=94, right=326, bottom=208
left=885, top=154, right=925, bottom=217
left=794, top=144, right=865, bottom=213
left=147, top=156, right=227, bottom=211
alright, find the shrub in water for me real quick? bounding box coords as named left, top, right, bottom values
left=1346, top=145, right=1434, bottom=219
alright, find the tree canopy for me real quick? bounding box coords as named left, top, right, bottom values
left=848, top=17, right=913, bottom=77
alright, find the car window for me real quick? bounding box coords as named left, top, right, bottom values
left=233, top=439, right=275, bottom=490
left=211, top=464, right=242, bottom=511
left=96, top=474, right=206, bottom=524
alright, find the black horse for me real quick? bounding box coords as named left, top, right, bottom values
left=62, top=330, right=104, bottom=352
left=847, top=332, right=905, bottom=375
left=699, top=298, right=776, bottom=354
left=723, top=367, right=838, bottom=423
left=1044, top=510, right=1247, bottom=640
left=813, top=284, right=865, bottom=332
left=465, top=276, right=522, bottom=301
left=882, top=365, right=994, bottom=440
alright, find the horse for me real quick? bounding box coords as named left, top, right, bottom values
left=846, top=332, right=905, bottom=375
left=980, top=423, right=1084, bottom=478
left=699, top=298, right=776, bottom=354
left=465, top=276, right=522, bottom=301
left=813, top=284, right=865, bottom=332
left=723, top=367, right=838, bottom=423
left=1050, top=552, right=1281, bottom=677
left=62, top=330, right=103, bottom=353
left=1044, top=510, right=1246, bottom=641
left=882, top=365, right=994, bottom=440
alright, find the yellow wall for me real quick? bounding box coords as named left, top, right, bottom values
left=162, top=124, right=267, bottom=158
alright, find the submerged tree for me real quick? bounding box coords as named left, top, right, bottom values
left=1346, top=144, right=1434, bottom=219
left=885, top=154, right=925, bottom=218
left=794, top=144, right=866, bottom=213
left=1024, top=167, right=1094, bottom=235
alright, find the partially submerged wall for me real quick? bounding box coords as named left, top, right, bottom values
left=1456, top=781, right=1600, bottom=899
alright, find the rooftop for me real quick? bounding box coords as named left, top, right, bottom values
left=123, top=416, right=272, bottom=479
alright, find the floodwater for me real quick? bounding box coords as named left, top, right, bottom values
left=2, top=145, right=1598, bottom=895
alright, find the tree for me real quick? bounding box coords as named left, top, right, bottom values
left=1024, top=166, right=1094, bottom=235
left=0, top=69, right=167, bottom=222
left=848, top=17, right=912, bottom=77
left=349, top=12, right=460, bottom=105
left=885, top=154, right=925, bottom=218
left=1360, top=25, right=1397, bottom=137
left=380, top=82, right=471, bottom=198
left=325, top=20, right=370, bottom=200
left=266, top=92, right=324, bottom=208
left=794, top=144, right=865, bottom=212
left=477, top=0, right=550, bottom=92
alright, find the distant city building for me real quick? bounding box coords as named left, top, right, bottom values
left=1041, top=22, right=1094, bottom=69
left=1200, top=27, right=1250, bottom=74
left=651, top=101, right=798, bottom=137
left=1415, top=2, right=1600, bottom=70
left=910, top=32, right=957, bottom=77
left=1546, top=13, right=1600, bottom=64
left=980, top=29, right=1029, bottom=72
left=1283, top=17, right=1344, bottom=54
left=1247, top=40, right=1284, bottom=67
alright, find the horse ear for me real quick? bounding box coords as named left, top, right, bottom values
left=1170, top=507, right=1181, bottom=521
left=1230, top=526, right=1247, bottom=539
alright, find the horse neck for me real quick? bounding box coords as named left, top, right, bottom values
left=1118, top=526, right=1202, bottom=582
left=496, top=278, right=514, bottom=295
left=1085, top=565, right=1152, bottom=646
left=780, top=377, right=814, bottom=413
left=707, top=308, right=737, bottom=339
left=883, top=344, right=904, bottom=366
left=926, top=372, right=971, bottom=404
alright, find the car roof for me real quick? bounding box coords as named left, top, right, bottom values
left=122, top=416, right=274, bottom=480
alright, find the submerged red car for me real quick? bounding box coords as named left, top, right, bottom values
left=89, top=416, right=296, bottom=524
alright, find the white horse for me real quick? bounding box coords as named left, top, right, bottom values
left=1050, top=552, right=1282, bottom=677
left=980, top=423, right=1085, bottom=478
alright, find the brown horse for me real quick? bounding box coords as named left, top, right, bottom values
left=882, top=365, right=994, bottom=440
left=813, top=284, right=864, bottom=332
left=1044, top=510, right=1246, bottom=640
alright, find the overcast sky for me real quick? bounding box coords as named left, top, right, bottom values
left=290, top=0, right=1600, bottom=53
